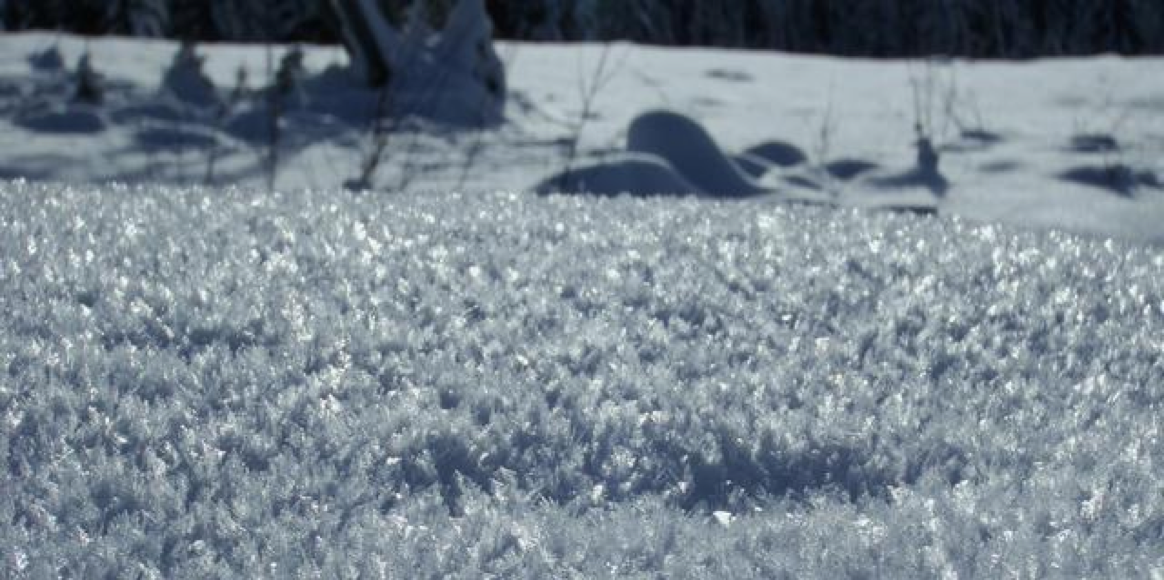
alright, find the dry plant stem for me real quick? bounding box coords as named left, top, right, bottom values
left=454, top=116, right=487, bottom=193
left=359, top=37, right=445, bottom=192
left=205, top=68, right=246, bottom=185
left=393, top=52, right=464, bottom=192
left=454, top=43, right=520, bottom=193
left=355, top=83, right=394, bottom=190
left=557, top=43, right=620, bottom=191
left=264, top=43, right=280, bottom=192
left=357, top=31, right=459, bottom=192
left=909, top=60, right=936, bottom=142
left=267, top=96, right=282, bottom=192
left=814, top=86, right=839, bottom=194
left=940, top=62, right=969, bottom=135
left=402, top=26, right=498, bottom=191
left=813, top=84, right=834, bottom=152
left=909, top=58, right=951, bottom=175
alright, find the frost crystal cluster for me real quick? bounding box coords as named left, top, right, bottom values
left=1, top=181, right=1162, bottom=577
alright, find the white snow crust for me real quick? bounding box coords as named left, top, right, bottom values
left=2, top=180, right=1163, bottom=577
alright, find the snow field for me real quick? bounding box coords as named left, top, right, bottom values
left=4, top=33, right=1164, bottom=244
left=2, top=181, right=1163, bottom=577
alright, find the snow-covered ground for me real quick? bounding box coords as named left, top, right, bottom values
left=1, top=32, right=1162, bottom=243
left=2, top=32, right=1164, bottom=577
left=3, top=181, right=1163, bottom=577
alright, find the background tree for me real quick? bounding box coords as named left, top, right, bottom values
left=107, top=0, right=169, bottom=37
left=210, top=0, right=330, bottom=43
left=5, top=0, right=1164, bottom=57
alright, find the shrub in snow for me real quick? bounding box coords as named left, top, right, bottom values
left=272, top=45, right=307, bottom=109
left=260, top=46, right=308, bottom=190
left=330, top=0, right=506, bottom=126
left=915, top=134, right=939, bottom=175
left=74, top=52, right=104, bottom=104
left=160, top=41, right=219, bottom=108
left=28, top=46, right=65, bottom=72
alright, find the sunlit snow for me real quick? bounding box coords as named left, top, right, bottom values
left=2, top=181, right=1162, bottom=577
left=2, top=23, right=1164, bottom=578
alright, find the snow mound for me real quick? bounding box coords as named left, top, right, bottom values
left=2, top=180, right=1162, bottom=577
left=627, top=109, right=766, bottom=197
left=542, top=110, right=774, bottom=198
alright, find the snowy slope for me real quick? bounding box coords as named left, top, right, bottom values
left=3, top=181, right=1163, bottom=577
left=1, top=33, right=1162, bottom=244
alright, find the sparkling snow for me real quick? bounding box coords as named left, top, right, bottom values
left=2, top=181, right=1162, bottom=577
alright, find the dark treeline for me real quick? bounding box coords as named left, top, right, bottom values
left=4, top=0, right=1163, bottom=57
left=2, top=0, right=337, bottom=42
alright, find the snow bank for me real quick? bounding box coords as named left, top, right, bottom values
left=2, top=181, right=1163, bottom=577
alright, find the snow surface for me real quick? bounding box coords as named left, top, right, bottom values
left=3, top=181, right=1164, bottom=577
left=1, top=33, right=1162, bottom=243
left=1, top=29, right=1164, bottom=576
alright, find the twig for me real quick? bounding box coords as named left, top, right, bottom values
left=454, top=42, right=521, bottom=193
left=556, top=42, right=623, bottom=191
left=264, top=42, right=279, bottom=192
left=205, top=66, right=248, bottom=186
left=351, top=82, right=395, bottom=191
left=813, top=82, right=838, bottom=193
